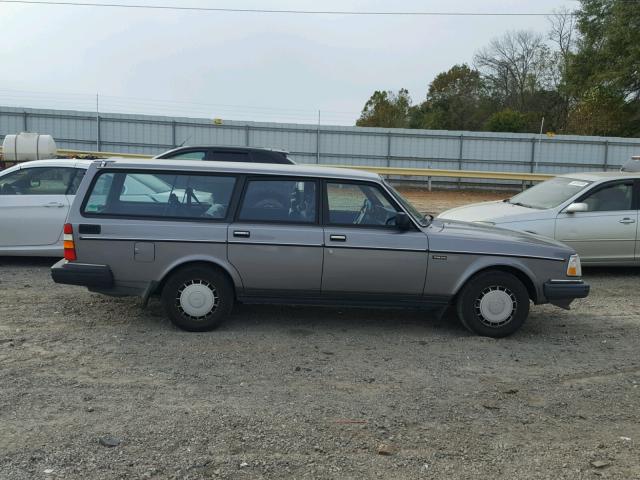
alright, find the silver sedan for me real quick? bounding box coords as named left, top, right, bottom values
left=439, top=172, right=640, bottom=266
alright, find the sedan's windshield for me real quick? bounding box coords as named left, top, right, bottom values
left=507, top=177, right=593, bottom=209
left=384, top=180, right=431, bottom=227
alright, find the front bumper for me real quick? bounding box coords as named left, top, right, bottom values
left=543, top=280, right=590, bottom=309
left=51, top=259, right=114, bottom=289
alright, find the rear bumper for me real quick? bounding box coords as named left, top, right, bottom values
left=51, top=259, right=114, bottom=289
left=543, top=280, right=590, bottom=309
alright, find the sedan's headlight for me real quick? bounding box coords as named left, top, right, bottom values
left=567, top=254, right=582, bottom=277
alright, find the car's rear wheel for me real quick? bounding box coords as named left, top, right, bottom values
left=456, top=271, right=530, bottom=338
left=161, top=266, right=233, bottom=332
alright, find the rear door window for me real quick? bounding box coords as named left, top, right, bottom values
left=210, top=151, right=251, bottom=163
left=238, top=179, right=317, bottom=223
left=0, top=167, right=77, bottom=195
left=83, top=171, right=237, bottom=220
left=250, top=151, right=277, bottom=164
left=67, top=169, right=86, bottom=195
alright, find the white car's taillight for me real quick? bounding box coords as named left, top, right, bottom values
left=567, top=254, right=582, bottom=277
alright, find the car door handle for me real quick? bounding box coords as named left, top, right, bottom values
left=329, top=234, right=347, bottom=242
left=619, top=218, right=636, bottom=224
left=233, top=230, right=250, bottom=238
left=43, top=202, right=65, bottom=208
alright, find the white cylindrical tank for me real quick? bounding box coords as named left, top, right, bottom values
left=621, top=156, right=640, bottom=172
left=2, top=133, right=57, bottom=161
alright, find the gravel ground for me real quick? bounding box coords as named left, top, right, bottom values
left=1, top=189, right=639, bottom=480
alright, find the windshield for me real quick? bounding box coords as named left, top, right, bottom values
left=507, top=177, right=593, bottom=209
left=384, top=180, right=430, bottom=227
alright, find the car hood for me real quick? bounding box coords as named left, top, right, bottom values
left=437, top=200, right=550, bottom=223
left=425, top=219, right=573, bottom=260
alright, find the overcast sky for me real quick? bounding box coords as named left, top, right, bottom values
left=0, top=0, right=579, bottom=124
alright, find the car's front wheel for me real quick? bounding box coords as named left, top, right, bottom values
left=456, top=271, right=530, bottom=337
left=161, top=266, right=234, bottom=332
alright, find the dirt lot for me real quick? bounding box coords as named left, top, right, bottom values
left=1, top=189, right=639, bottom=480
left=398, top=187, right=505, bottom=216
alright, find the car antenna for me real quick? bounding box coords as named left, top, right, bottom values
left=178, top=135, right=192, bottom=147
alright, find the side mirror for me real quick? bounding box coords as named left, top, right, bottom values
left=29, top=179, right=41, bottom=188
left=395, top=212, right=412, bottom=230
left=565, top=202, right=588, bottom=214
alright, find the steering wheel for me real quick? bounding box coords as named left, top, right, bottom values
left=354, top=199, right=372, bottom=224
left=385, top=214, right=397, bottom=226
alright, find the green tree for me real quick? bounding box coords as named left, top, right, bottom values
left=567, top=0, right=640, bottom=136
left=420, top=64, right=490, bottom=131
left=484, top=109, right=529, bottom=133
left=566, top=86, right=631, bottom=136
left=356, top=89, right=412, bottom=128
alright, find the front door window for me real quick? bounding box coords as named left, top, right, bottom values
left=326, top=182, right=399, bottom=227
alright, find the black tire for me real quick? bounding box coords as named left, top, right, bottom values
left=161, top=266, right=234, bottom=332
left=455, top=271, right=530, bottom=338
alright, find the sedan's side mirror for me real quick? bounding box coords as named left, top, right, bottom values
left=395, top=212, right=412, bottom=230
left=565, top=202, right=588, bottom=214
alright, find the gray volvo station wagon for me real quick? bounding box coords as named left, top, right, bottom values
left=52, top=159, right=589, bottom=337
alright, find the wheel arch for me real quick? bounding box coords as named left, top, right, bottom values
left=152, top=258, right=243, bottom=299
left=452, top=262, right=539, bottom=304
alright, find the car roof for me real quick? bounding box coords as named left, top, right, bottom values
left=557, top=171, right=640, bottom=182
left=156, top=146, right=289, bottom=156
left=4, top=158, right=94, bottom=169
left=92, top=158, right=381, bottom=181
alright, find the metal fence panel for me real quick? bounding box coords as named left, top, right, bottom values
left=2, top=106, right=640, bottom=188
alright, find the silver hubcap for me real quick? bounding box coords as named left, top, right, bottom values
left=475, top=286, right=517, bottom=327
left=177, top=280, right=218, bottom=319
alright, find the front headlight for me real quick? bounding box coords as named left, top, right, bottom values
left=567, top=254, right=582, bottom=277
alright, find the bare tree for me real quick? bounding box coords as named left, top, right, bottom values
left=543, top=7, right=579, bottom=130
left=547, top=7, right=577, bottom=87
left=548, top=7, right=576, bottom=58
left=474, top=30, right=548, bottom=110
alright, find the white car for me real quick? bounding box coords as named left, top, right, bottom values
left=0, top=159, right=92, bottom=256
left=439, top=172, right=640, bottom=266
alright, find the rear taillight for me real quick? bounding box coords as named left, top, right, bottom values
left=63, top=223, right=77, bottom=261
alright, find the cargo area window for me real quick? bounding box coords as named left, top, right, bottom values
left=238, top=179, right=316, bottom=223
left=83, top=171, right=236, bottom=220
